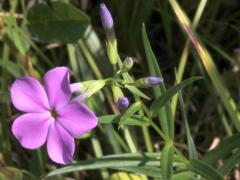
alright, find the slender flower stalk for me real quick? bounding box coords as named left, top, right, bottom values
left=11, top=67, right=98, bottom=164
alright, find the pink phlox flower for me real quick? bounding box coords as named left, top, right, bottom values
left=11, top=67, right=98, bottom=164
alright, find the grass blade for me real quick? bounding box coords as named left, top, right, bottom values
left=114, top=166, right=161, bottom=178
left=161, top=142, right=174, bottom=180
left=171, top=0, right=207, bottom=116
left=187, top=160, right=223, bottom=180
left=179, top=91, right=198, bottom=159
left=142, top=24, right=171, bottom=138
left=47, top=153, right=161, bottom=177
left=168, top=0, right=240, bottom=130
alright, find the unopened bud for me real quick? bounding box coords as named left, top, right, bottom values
left=117, top=96, right=129, bottom=109
left=135, top=76, right=163, bottom=88
left=119, top=57, right=134, bottom=73
left=100, top=3, right=113, bottom=29
left=100, top=3, right=116, bottom=43
left=147, top=76, right=163, bottom=86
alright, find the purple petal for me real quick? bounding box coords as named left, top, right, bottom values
left=12, top=113, right=52, bottom=149
left=57, top=100, right=98, bottom=137
left=47, top=121, right=75, bottom=164
left=44, top=67, right=71, bottom=111
left=10, top=77, right=50, bottom=113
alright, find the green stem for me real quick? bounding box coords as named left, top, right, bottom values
left=79, top=39, right=103, bottom=79
left=105, top=125, right=122, bottom=153
left=217, top=105, right=233, bottom=136
left=37, top=149, right=45, bottom=175
left=142, top=126, right=153, bottom=153
left=78, top=39, right=125, bottom=153
left=123, top=127, right=138, bottom=153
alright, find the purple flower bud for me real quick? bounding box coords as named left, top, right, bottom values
left=117, top=96, right=129, bottom=109
left=100, top=3, right=113, bottom=29
left=146, top=76, right=163, bottom=86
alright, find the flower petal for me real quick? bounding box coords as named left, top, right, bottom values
left=12, top=113, right=52, bottom=149
left=47, top=122, right=75, bottom=164
left=10, top=77, right=50, bottom=112
left=57, top=100, right=98, bottom=137
left=44, top=67, right=71, bottom=110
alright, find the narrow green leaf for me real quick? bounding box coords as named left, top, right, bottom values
left=179, top=91, right=198, bottom=159
left=202, top=133, right=240, bottom=164
left=142, top=24, right=172, bottom=138
left=172, top=171, right=195, bottom=180
left=142, top=23, right=163, bottom=82
left=161, top=142, right=174, bottom=180
left=114, top=167, right=196, bottom=179
left=120, top=102, right=142, bottom=126
left=150, top=77, right=202, bottom=114
left=171, top=0, right=207, bottom=117
left=27, top=2, right=90, bottom=43
left=99, top=115, right=149, bottom=126
left=219, top=150, right=240, bottom=175
left=47, top=153, right=161, bottom=177
left=187, top=160, right=223, bottom=180
left=114, top=166, right=161, bottom=178
left=126, top=85, right=150, bottom=100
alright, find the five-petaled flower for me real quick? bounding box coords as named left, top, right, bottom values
left=11, top=67, right=98, bottom=164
